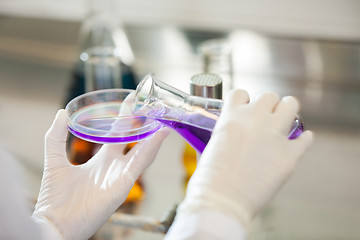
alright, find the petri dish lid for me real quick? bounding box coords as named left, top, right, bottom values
left=65, top=89, right=161, bottom=144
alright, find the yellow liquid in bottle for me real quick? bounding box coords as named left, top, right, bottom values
left=182, top=142, right=197, bottom=191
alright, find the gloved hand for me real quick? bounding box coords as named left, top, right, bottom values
left=177, top=89, right=313, bottom=231
left=32, top=109, right=169, bottom=240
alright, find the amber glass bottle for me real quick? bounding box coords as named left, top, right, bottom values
left=67, top=137, right=144, bottom=207
left=121, top=142, right=144, bottom=207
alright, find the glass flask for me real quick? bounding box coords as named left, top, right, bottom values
left=133, top=73, right=304, bottom=153
left=182, top=73, right=224, bottom=192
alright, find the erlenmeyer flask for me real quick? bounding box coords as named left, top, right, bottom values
left=133, top=74, right=304, bottom=153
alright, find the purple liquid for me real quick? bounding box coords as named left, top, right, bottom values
left=68, top=114, right=161, bottom=144
left=144, top=106, right=218, bottom=153
left=68, top=126, right=159, bottom=144
left=288, top=117, right=304, bottom=140
left=155, top=118, right=212, bottom=153
left=146, top=103, right=304, bottom=153
left=155, top=117, right=304, bottom=153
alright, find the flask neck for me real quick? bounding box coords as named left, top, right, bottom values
left=133, top=73, right=224, bottom=116
left=133, top=74, right=190, bottom=115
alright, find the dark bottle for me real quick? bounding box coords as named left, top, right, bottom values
left=66, top=0, right=138, bottom=164
left=66, top=0, right=136, bottom=104
left=65, top=0, right=143, bottom=207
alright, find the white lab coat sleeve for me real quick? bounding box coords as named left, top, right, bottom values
left=164, top=209, right=248, bottom=240
left=0, top=146, right=43, bottom=240
left=0, top=146, right=60, bottom=240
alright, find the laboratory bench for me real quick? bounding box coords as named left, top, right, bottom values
left=1, top=16, right=360, bottom=240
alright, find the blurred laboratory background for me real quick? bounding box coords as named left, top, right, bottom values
left=1, top=0, right=360, bottom=239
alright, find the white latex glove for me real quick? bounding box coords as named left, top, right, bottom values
left=32, top=109, right=169, bottom=240
left=177, top=89, right=313, bottom=231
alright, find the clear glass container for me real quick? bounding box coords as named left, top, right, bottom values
left=133, top=74, right=304, bottom=153
left=66, top=89, right=161, bottom=144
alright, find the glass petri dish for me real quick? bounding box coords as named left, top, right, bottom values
left=65, top=89, right=162, bottom=144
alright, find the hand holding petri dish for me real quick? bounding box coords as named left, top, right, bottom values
left=65, top=89, right=162, bottom=144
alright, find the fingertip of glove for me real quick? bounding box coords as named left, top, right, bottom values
left=158, top=127, right=171, bottom=136
left=255, top=91, right=280, bottom=104
left=57, top=108, right=67, bottom=117
left=295, top=130, right=314, bottom=150
left=226, top=89, right=250, bottom=105
left=302, top=130, right=314, bottom=145
left=54, top=109, right=69, bottom=126
left=151, top=127, right=170, bottom=142
left=282, top=95, right=299, bottom=104
left=55, top=109, right=68, bottom=123
left=46, top=109, right=69, bottom=141
left=280, top=96, right=300, bottom=111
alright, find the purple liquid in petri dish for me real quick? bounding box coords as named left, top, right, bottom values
left=68, top=125, right=159, bottom=144
left=68, top=114, right=161, bottom=144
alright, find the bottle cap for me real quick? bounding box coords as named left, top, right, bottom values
left=190, top=73, right=223, bottom=99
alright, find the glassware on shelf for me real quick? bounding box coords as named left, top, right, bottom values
left=198, top=38, right=233, bottom=95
